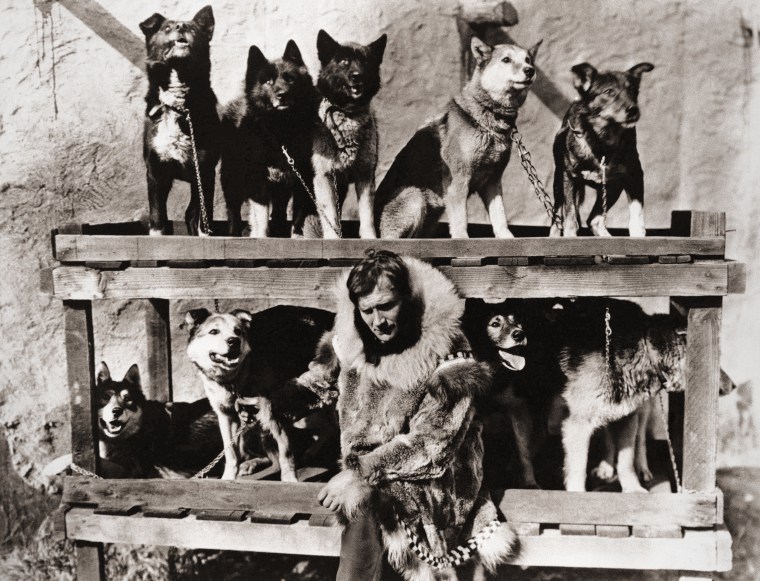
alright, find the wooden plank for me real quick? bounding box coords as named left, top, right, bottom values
left=50, top=263, right=733, bottom=302
left=67, top=507, right=342, bottom=557
left=677, top=298, right=722, bottom=492
left=671, top=211, right=726, bottom=238
left=74, top=541, right=105, bottom=581
left=53, top=234, right=726, bottom=263
left=512, top=522, right=541, bottom=536
left=51, top=505, right=69, bottom=540
left=499, top=489, right=721, bottom=527
left=93, top=504, right=140, bottom=516
left=249, top=510, right=300, bottom=525
left=451, top=257, right=485, bottom=267
left=544, top=256, right=596, bottom=266
left=64, top=301, right=98, bottom=474
left=193, top=509, right=248, bottom=522
left=62, top=478, right=335, bottom=517
left=632, top=525, right=684, bottom=538
left=141, top=507, right=189, bottom=519
left=605, top=255, right=650, bottom=265
left=560, top=524, right=596, bottom=536
left=596, top=525, right=630, bottom=538
left=65, top=508, right=732, bottom=571
left=297, top=467, right=330, bottom=482
left=497, top=256, right=529, bottom=266
left=145, top=299, right=172, bottom=401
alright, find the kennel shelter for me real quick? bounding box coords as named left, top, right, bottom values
left=43, top=210, right=744, bottom=580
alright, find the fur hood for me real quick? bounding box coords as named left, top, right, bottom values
left=330, top=256, right=475, bottom=392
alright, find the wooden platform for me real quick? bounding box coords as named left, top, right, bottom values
left=45, top=211, right=745, bottom=580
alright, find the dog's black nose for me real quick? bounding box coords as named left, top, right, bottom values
left=176, top=22, right=188, bottom=32
left=627, top=104, right=640, bottom=118
left=524, top=66, right=535, bottom=79
left=112, top=406, right=123, bottom=417
left=349, top=71, right=362, bottom=81
left=227, top=337, right=241, bottom=349
left=511, top=329, right=525, bottom=342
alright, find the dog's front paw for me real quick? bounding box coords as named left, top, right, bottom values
left=619, top=477, right=648, bottom=493
left=591, top=460, right=616, bottom=482
left=565, top=477, right=587, bottom=492
left=636, top=465, right=654, bottom=485
left=280, top=468, right=299, bottom=482
left=149, top=228, right=164, bottom=236
left=629, top=226, right=646, bottom=237
left=359, top=228, right=377, bottom=239
left=221, top=466, right=238, bottom=480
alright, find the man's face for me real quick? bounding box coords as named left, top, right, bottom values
left=357, top=277, right=404, bottom=344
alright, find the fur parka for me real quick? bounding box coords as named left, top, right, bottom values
left=296, top=257, right=517, bottom=580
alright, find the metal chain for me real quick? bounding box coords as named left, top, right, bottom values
left=192, top=423, right=248, bottom=479
left=182, top=109, right=213, bottom=237
left=70, top=463, right=102, bottom=479
left=400, top=517, right=502, bottom=571
left=510, top=127, right=564, bottom=232
left=656, top=393, right=684, bottom=493
left=281, top=145, right=342, bottom=238
left=603, top=304, right=613, bottom=396
left=601, top=155, right=608, bottom=220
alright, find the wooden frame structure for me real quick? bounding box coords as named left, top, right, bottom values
left=44, top=211, right=745, bottom=580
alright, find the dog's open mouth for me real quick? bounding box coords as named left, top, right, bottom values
left=99, top=418, right=125, bottom=437
left=498, top=345, right=527, bottom=371
left=348, top=84, right=364, bottom=98
left=209, top=352, right=241, bottom=369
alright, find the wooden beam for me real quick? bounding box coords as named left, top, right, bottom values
left=499, top=489, right=721, bottom=527
left=64, top=508, right=732, bottom=571
left=50, top=263, right=733, bottom=302
left=145, top=299, right=172, bottom=401
left=53, top=235, right=726, bottom=263
left=74, top=541, right=105, bottom=581
left=675, top=297, right=722, bottom=492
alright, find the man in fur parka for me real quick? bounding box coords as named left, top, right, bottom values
left=291, top=250, right=517, bottom=581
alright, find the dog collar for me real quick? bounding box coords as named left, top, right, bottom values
left=452, top=97, right=515, bottom=142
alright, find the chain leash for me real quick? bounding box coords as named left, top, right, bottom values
left=601, top=155, right=608, bottom=220
left=281, top=145, right=343, bottom=238
left=400, top=517, right=503, bottom=571
left=180, top=109, right=213, bottom=237
left=510, top=127, right=564, bottom=232
left=191, top=423, right=248, bottom=479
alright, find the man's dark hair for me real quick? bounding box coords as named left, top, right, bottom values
left=347, top=249, right=411, bottom=305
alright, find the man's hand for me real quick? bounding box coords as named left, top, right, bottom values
left=317, top=469, right=372, bottom=519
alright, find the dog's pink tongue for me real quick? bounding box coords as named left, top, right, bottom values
left=500, top=351, right=526, bottom=371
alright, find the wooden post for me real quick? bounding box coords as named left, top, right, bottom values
left=145, top=299, right=173, bottom=401
left=64, top=299, right=105, bottom=580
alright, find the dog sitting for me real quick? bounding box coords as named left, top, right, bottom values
left=95, top=362, right=222, bottom=478
left=464, top=298, right=564, bottom=488
left=303, top=30, right=387, bottom=239
left=375, top=36, right=541, bottom=239
left=184, top=305, right=336, bottom=480
left=140, top=6, right=220, bottom=236
left=550, top=62, right=654, bottom=238
left=221, top=41, right=318, bottom=237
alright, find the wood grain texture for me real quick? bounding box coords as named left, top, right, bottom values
left=50, top=263, right=733, bottom=301
left=499, top=489, right=721, bottom=527
left=145, top=299, right=172, bottom=401
left=53, top=235, right=726, bottom=263
left=64, top=301, right=98, bottom=473
left=677, top=298, right=722, bottom=492
left=74, top=541, right=105, bottom=581
left=64, top=508, right=732, bottom=571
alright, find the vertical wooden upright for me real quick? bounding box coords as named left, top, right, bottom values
left=64, top=299, right=105, bottom=580
left=672, top=211, right=725, bottom=492
left=145, top=299, right=173, bottom=401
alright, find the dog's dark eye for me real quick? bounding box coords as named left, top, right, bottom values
left=525, top=57, right=532, bottom=65
left=502, top=56, right=512, bottom=64
left=603, top=88, right=614, bottom=95
left=163, top=25, right=171, bottom=33
left=209, top=329, right=219, bottom=335
left=282, top=73, right=294, bottom=84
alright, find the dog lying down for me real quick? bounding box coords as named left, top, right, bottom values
left=184, top=305, right=336, bottom=480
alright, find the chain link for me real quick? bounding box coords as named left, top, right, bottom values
left=70, top=463, right=102, bottom=479
left=656, top=393, right=684, bottom=493
left=603, top=304, right=613, bottom=396
left=510, top=127, right=564, bottom=232
left=601, top=155, right=608, bottom=220
left=281, top=145, right=342, bottom=238
left=192, top=423, right=248, bottom=479
left=183, top=109, right=213, bottom=236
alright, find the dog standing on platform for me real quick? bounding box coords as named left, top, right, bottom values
left=375, top=36, right=541, bottom=238
left=303, top=30, right=387, bottom=239
left=140, top=6, right=220, bottom=236
left=551, top=62, right=654, bottom=237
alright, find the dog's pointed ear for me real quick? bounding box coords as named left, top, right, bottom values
left=193, top=5, right=215, bottom=40
left=283, top=40, right=304, bottom=66
left=628, top=62, right=654, bottom=80
left=470, top=36, right=493, bottom=66
left=317, top=30, right=341, bottom=65
left=182, top=308, right=211, bottom=335
left=368, top=33, right=387, bottom=65
left=139, top=13, right=166, bottom=38
left=528, top=39, right=543, bottom=61
left=571, top=63, right=598, bottom=95
left=123, top=364, right=142, bottom=388
left=231, top=309, right=253, bottom=332
left=246, top=45, right=269, bottom=85
left=96, top=362, right=111, bottom=385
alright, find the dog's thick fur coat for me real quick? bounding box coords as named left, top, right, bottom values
left=293, top=258, right=517, bottom=579
left=140, top=6, right=220, bottom=236
left=303, top=30, right=387, bottom=239
left=551, top=62, right=654, bottom=237
left=221, top=41, right=319, bottom=237
left=375, top=37, right=540, bottom=239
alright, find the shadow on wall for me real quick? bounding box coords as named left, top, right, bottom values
left=0, top=429, right=59, bottom=554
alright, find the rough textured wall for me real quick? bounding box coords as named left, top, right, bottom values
left=1, top=0, right=758, bottom=551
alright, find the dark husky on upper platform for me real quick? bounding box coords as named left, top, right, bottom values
left=140, top=6, right=220, bottom=236
left=550, top=62, right=654, bottom=238
left=221, top=41, right=319, bottom=237
left=375, top=36, right=541, bottom=239
left=303, top=30, right=387, bottom=239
